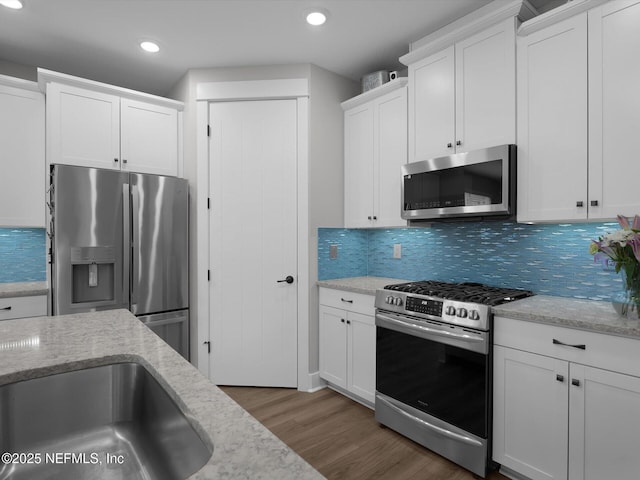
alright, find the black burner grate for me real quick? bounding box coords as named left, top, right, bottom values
left=384, top=280, right=533, bottom=306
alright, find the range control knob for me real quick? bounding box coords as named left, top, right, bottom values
left=456, top=308, right=468, bottom=318
left=394, top=297, right=403, bottom=307
left=445, top=305, right=456, bottom=316
left=386, top=295, right=394, bottom=304
left=469, top=310, right=480, bottom=321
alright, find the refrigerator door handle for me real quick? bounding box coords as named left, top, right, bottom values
left=131, top=184, right=140, bottom=308
left=122, top=184, right=131, bottom=305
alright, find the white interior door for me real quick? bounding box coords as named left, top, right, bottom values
left=208, top=99, right=298, bottom=387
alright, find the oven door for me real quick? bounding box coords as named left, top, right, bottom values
left=375, top=310, right=490, bottom=438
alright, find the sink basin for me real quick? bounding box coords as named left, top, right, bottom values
left=0, top=362, right=212, bottom=480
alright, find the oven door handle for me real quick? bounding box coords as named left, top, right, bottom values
left=377, top=396, right=483, bottom=448
left=376, top=313, right=484, bottom=343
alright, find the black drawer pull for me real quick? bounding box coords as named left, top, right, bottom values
left=553, top=339, right=586, bottom=350
left=341, top=298, right=353, bottom=304
left=1, top=306, right=12, bottom=311
left=556, top=374, right=564, bottom=383
left=572, top=378, right=581, bottom=387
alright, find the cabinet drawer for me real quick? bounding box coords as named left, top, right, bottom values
left=319, top=287, right=375, bottom=316
left=0, top=295, right=47, bottom=321
left=495, top=316, right=640, bottom=378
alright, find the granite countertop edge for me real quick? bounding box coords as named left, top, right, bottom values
left=317, top=276, right=411, bottom=296
left=0, top=281, right=48, bottom=298
left=318, top=277, right=640, bottom=340
left=492, top=294, right=640, bottom=340
left=0, top=310, right=324, bottom=480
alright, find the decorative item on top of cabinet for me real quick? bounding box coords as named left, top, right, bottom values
left=400, top=16, right=518, bottom=163
left=0, top=75, right=45, bottom=228
left=516, top=0, right=640, bottom=223
left=38, top=68, right=183, bottom=177
left=493, top=316, right=640, bottom=480
left=342, top=79, right=407, bottom=229
left=318, top=287, right=376, bottom=406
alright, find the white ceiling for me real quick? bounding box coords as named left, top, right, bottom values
left=0, top=0, right=535, bottom=97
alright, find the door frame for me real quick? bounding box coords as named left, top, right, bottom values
left=195, top=79, right=311, bottom=390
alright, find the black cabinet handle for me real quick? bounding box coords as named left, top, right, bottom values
left=447, top=142, right=453, bottom=148
left=114, top=158, right=119, bottom=163
left=553, top=338, right=586, bottom=350
left=576, top=201, right=584, bottom=207
left=340, top=318, right=345, bottom=323
left=1, top=306, right=11, bottom=311
left=277, top=275, right=294, bottom=284
left=572, top=378, right=581, bottom=387
left=556, top=374, right=564, bottom=383
left=341, top=298, right=353, bottom=304
left=590, top=200, right=599, bottom=207
left=456, top=140, right=462, bottom=146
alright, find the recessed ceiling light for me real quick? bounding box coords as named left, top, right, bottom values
left=0, top=0, right=23, bottom=9
left=140, top=41, right=160, bottom=53
left=306, top=9, right=328, bottom=26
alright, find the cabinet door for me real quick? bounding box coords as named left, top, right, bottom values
left=493, top=346, right=569, bottom=480
left=0, top=84, right=45, bottom=227
left=319, top=305, right=347, bottom=389
left=344, top=103, right=375, bottom=228
left=588, top=0, right=640, bottom=220
left=517, top=14, right=588, bottom=222
left=47, top=83, right=120, bottom=170
left=569, top=364, right=640, bottom=480
left=120, top=98, right=178, bottom=176
left=374, top=86, right=407, bottom=228
left=455, top=18, right=515, bottom=153
left=409, top=45, right=455, bottom=162
left=347, top=312, right=376, bottom=404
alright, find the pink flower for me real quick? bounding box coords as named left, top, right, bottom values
left=630, top=235, right=640, bottom=263
left=618, top=215, right=631, bottom=229
left=633, top=215, right=640, bottom=231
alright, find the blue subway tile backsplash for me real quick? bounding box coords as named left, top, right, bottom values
left=0, top=228, right=46, bottom=283
left=318, top=221, right=623, bottom=301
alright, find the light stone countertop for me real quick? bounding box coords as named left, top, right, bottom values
left=0, top=281, right=48, bottom=298
left=317, top=276, right=411, bottom=296
left=492, top=295, right=640, bottom=339
left=0, top=310, right=324, bottom=480
left=318, top=277, right=640, bottom=340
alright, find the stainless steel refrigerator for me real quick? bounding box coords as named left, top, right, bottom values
left=50, top=164, right=189, bottom=359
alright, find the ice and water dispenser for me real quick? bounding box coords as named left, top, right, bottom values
left=70, top=246, right=116, bottom=304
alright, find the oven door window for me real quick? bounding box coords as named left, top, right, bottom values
left=403, top=159, right=503, bottom=210
left=376, top=326, right=488, bottom=438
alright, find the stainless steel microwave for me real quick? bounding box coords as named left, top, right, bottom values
left=401, top=144, right=516, bottom=221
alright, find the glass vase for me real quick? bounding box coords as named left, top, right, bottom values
left=612, top=268, right=640, bottom=320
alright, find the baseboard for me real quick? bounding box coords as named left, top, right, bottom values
left=297, top=371, right=326, bottom=393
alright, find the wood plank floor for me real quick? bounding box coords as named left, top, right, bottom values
left=220, top=386, right=509, bottom=480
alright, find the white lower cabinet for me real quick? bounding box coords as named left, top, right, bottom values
left=0, top=295, right=47, bottom=321
left=493, top=316, right=640, bottom=480
left=319, top=288, right=376, bottom=405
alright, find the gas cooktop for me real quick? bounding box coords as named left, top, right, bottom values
left=375, top=280, right=534, bottom=331
left=383, top=280, right=533, bottom=306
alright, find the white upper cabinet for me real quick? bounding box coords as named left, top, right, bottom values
left=40, top=69, right=183, bottom=177
left=46, top=82, right=121, bottom=171
left=588, top=0, right=640, bottom=220
left=0, top=76, right=45, bottom=227
left=343, top=80, right=407, bottom=228
left=405, top=17, right=516, bottom=162
left=517, top=0, right=640, bottom=222
left=120, top=98, right=178, bottom=176
left=517, top=13, right=588, bottom=222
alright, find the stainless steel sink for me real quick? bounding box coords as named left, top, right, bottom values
left=0, top=362, right=212, bottom=480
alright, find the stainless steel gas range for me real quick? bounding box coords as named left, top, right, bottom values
left=374, top=280, right=533, bottom=478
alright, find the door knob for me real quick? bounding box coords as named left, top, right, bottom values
left=277, top=275, right=294, bottom=284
